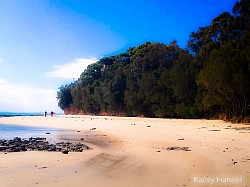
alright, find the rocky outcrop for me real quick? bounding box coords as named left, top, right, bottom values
left=0, top=137, right=89, bottom=153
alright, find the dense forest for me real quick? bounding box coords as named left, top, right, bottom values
left=57, top=0, right=250, bottom=122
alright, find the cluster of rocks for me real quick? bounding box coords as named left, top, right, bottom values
left=0, top=137, right=89, bottom=154
left=165, top=146, right=191, bottom=151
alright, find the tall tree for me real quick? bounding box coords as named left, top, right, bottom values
left=57, top=84, right=73, bottom=110
left=170, top=52, right=198, bottom=118
left=197, top=39, right=250, bottom=118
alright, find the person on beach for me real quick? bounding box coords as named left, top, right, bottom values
left=45, top=111, right=47, bottom=117
left=50, top=111, right=53, bottom=117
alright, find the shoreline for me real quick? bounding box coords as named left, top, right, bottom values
left=0, top=115, right=249, bottom=186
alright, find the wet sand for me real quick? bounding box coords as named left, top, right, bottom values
left=0, top=115, right=249, bottom=186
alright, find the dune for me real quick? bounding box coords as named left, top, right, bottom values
left=0, top=115, right=249, bottom=186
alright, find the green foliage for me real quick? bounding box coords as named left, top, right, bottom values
left=57, top=84, right=73, bottom=110
left=197, top=39, right=250, bottom=118
left=56, top=0, right=250, bottom=120
left=194, top=0, right=250, bottom=119
left=169, top=52, right=199, bottom=118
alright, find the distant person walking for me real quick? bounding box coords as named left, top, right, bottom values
left=45, top=111, right=47, bottom=117
left=50, top=111, right=54, bottom=117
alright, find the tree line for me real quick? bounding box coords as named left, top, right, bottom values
left=57, top=0, right=250, bottom=122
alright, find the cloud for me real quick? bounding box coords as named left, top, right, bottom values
left=0, top=79, right=61, bottom=113
left=0, top=58, right=4, bottom=64
left=44, top=58, right=98, bottom=80
left=0, top=78, right=8, bottom=84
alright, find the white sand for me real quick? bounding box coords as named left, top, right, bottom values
left=0, top=115, right=249, bottom=186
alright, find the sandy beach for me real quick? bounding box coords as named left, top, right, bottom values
left=0, top=115, right=249, bottom=187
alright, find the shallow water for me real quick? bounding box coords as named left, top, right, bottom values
left=0, top=124, right=66, bottom=141
left=0, top=112, right=43, bottom=117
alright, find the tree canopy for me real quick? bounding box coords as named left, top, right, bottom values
left=57, top=0, right=250, bottom=122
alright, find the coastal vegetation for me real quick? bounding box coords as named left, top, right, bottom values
left=57, top=0, right=250, bottom=122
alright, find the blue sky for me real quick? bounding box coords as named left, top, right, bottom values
left=0, top=0, right=238, bottom=112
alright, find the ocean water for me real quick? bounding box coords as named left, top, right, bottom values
left=0, top=112, right=44, bottom=117
left=0, top=124, right=65, bottom=140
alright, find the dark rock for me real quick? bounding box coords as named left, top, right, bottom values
left=12, top=147, right=21, bottom=152
left=0, top=137, right=89, bottom=153
left=20, top=146, right=27, bottom=151
left=166, top=146, right=191, bottom=151
left=62, top=150, right=69, bottom=154
left=0, top=146, right=7, bottom=151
